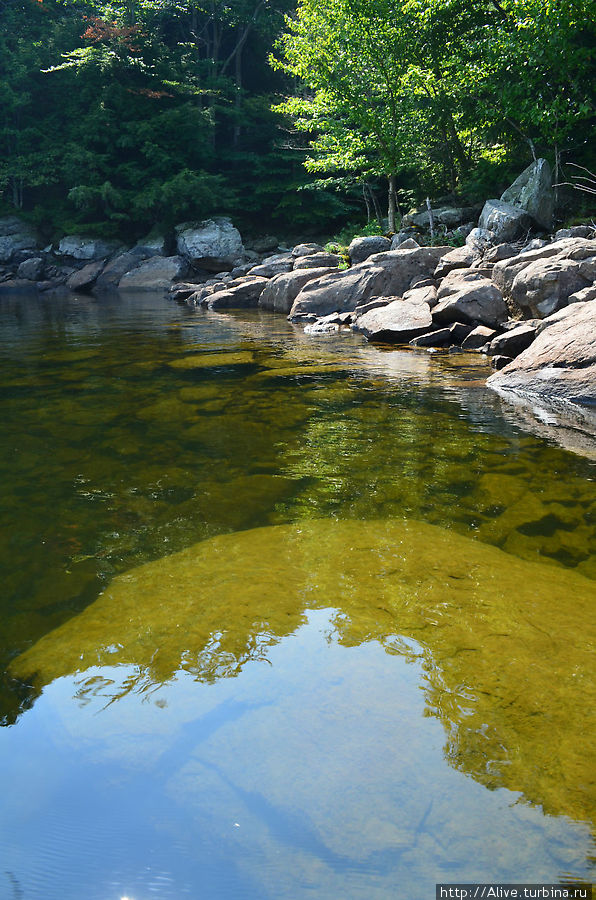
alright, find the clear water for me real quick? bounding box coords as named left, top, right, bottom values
left=0, top=291, right=594, bottom=900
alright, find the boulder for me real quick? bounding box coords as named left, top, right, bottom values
left=434, top=244, right=479, bottom=278
left=478, top=200, right=532, bottom=242
left=16, top=257, right=44, bottom=281
left=0, top=278, right=34, bottom=292
left=67, top=259, right=105, bottom=292
left=204, top=277, right=269, bottom=309
left=491, top=355, right=513, bottom=370
left=118, top=255, right=188, bottom=291
left=466, top=227, right=496, bottom=252
left=488, top=323, right=538, bottom=358
left=246, top=235, right=279, bottom=253
left=259, top=267, right=336, bottom=314
left=391, top=232, right=418, bottom=249
left=403, top=206, right=479, bottom=229
left=569, top=284, right=596, bottom=304
left=58, top=235, right=122, bottom=260
left=289, top=246, right=450, bottom=320
left=500, top=158, right=554, bottom=229
left=487, top=300, right=596, bottom=407
left=555, top=226, right=595, bottom=240
left=353, top=298, right=433, bottom=342
left=482, top=243, right=520, bottom=265
left=135, top=233, right=167, bottom=255
left=0, top=217, right=39, bottom=263
left=410, top=322, right=473, bottom=348
left=461, top=326, right=498, bottom=351
left=402, top=283, right=438, bottom=308
left=433, top=271, right=508, bottom=328
left=293, top=252, right=341, bottom=270
left=176, top=217, right=244, bottom=270
left=304, top=320, right=339, bottom=334
left=509, top=256, right=593, bottom=318
left=292, top=242, right=324, bottom=258
left=247, top=253, right=294, bottom=278
left=348, top=235, right=391, bottom=264
left=94, top=248, right=153, bottom=291
left=491, top=238, right=581, bottom=298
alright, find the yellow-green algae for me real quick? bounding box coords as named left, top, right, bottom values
left=11, top=517, right=596, bottom=825
left=168, top=350, right=256, bottom=369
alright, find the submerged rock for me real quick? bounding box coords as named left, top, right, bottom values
left=10, top=517, right=596, bottom=822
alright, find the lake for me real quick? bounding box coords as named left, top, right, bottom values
left=0, top=290, right=594, bottom=899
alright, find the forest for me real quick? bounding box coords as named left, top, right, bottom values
left=1, top=0, right=595, bottom=242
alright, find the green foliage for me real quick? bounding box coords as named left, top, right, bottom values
left=274, top=0, right=596, bottom=215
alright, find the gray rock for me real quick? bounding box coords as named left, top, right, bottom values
left=391, top=232, right=418, bottom=249
left=348, top=235, right=392, bottom=264
left=95, top=248, right=153, bottom=291
left=58, top=235, right=122, bottom=260
left=489, top=323, right=538, bottom=358
left=290, top=246, right=450, bottom=320
left=170, top=283, right=204, bottom=303
left=555, top=226, right=594, bottom=241
left=0, top=217, right=39, bottom=262
left=292, top=242, right=324, bottom=258
left=491, top=237, right=580, bottom=298
left=176, top=217, right=244, bottom=270
left=461, top=326, right=498, bottom=350
left=205, top=277, right=269, bottom=309
left=568, top=284, right=596, bottom=304
left=353, top=298, right=391, bottom=318
left=135, top=233, right=167, bottom=255
left=260, top=267, right=337, bottom=315
left=293, top=252, right=341, bottom=270
left=67, top=260, right=105, bottom=292
left=246, top=235, right=279, bottom=253
left=304, top=316, right=341, bottom=334
left=491, top=355, right=514, bottom=370
left=478, top=200, right=533, bottom=242
left=434, top=244, right=479, bottom=278
left=404, top=205, right=479, bottom=229
left=118, top=255, right=188, bottom=291
left=391, top=236, right=420, bottom=250
left=353, top=298, right=433, bottom=342
left=487, top=299, right=596, bottom=407
left=500, top=158, right=554, bottom=229
left=247, top=253, right=294, bottom=278
left=482, top=243, right=520, bottom=264
left=522, top=238, right=549, bottom=252
left=466, top=227, right=496, bottom=252
left=402, top=283, right=438, bottom=308
left=230, top=263, right=255, bottom=278
left=433, top=272, right=508, bottom=327
left=510, top=256, right=592, bottom=318
left=410, top=322, right=473, bottom=348
left=17, top=257, right=44, bottom=281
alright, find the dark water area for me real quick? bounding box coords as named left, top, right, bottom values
left=0, top=290, right=594, bottom=899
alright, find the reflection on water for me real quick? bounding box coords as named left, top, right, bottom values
left=11, top=518, right=596, bottom=828
left=1, top=293, right=595, bottom=898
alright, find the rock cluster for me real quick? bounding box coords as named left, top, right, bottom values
left=2, top=158, right=594, bottom=426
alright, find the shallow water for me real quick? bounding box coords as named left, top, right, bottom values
left=0, top=291, right=595, bottom=899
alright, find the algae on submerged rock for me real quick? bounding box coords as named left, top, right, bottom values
left=11, top=517, right=596, bottom=825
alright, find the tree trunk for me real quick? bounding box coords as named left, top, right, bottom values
left=363, top=184, right=372, bottom=223
left=387, top=174, right=398, bottom=233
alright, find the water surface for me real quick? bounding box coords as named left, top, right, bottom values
left=1, top=291, right=594, bottom=899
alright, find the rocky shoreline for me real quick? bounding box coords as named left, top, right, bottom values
left=2, top=159, right=595, bottom=441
